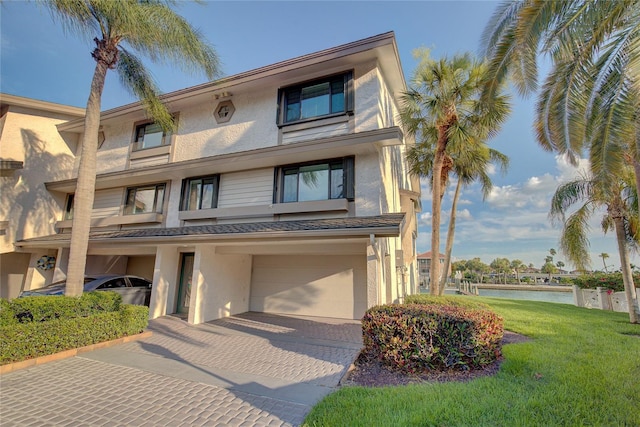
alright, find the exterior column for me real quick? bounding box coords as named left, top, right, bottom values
left=52, top=247, right=69, bottom=283
left=366, top=243, right=380, bottom=308
left=189, top=244, right=251, bottom=325
left=149, top=245, right=180, bottom=319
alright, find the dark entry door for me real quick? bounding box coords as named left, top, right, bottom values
left=177, top=253, right=194, bottom=315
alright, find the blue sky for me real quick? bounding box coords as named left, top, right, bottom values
left=1, top=0, right=635, bottom=271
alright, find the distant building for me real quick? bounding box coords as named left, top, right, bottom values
left=417, top=251, right=449, bottom=287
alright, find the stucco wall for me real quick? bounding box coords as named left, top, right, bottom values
left=0, top=252, right=30, bottom=298
left=191, top=245, right=251, bottom=323
left=91, top=62, right=394, bottom=176
left=0, top=108, right=77, bottom=253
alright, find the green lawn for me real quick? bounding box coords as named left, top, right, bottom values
left=304, top=298, right=640, bottom=426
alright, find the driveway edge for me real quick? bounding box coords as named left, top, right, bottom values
left=0, top=330, right=153, bottom=375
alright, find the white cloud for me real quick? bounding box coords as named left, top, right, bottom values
left=457, top=209, right=472, bottom=220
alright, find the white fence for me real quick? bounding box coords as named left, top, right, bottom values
left=572, top=285, right=640, bottom=313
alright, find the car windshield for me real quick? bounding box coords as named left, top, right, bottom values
left=36, top=277, right=97, bottom=290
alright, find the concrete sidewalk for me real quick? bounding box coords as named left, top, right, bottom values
left=0, top=312, right=362, bottom=426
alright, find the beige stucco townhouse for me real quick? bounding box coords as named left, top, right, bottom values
left=1, top=32, right=421, bottom=324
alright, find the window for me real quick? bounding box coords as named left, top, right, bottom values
left=278, top=71, right=353, bottom=125
left=277, top=157, right=354, bottom=203
left=97, top=278, right=127, bottom=289
left=124, top=184, right=165, bottom=215
left=128, top=277, right=152, bottom=288
left=134, top=122, right=172, bottom=150
left=180, top=175, right=219, bottom=211
left=64, top=194, right=74, bottom=220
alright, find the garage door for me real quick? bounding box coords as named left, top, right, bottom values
left=250, top=254, right=367, bottom=319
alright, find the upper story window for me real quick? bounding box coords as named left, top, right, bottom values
left=278, top=71, right=353, bottom=126
left=64, top=194, right=75, bottom=220
left=133, top=121, right=172, bottom=151
left=124, top=183, right=165, bottom=215
left=276, top=157, right=354, bottom=203
left=180, top=175, right=219, bottom=211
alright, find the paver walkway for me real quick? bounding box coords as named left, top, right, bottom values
left=0, top=312, right=362, bottom=426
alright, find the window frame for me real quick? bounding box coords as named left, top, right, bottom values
left=124, top=183, right=166, bottom=215
left=277, top=71, right=354, bottom=127
left=132, top=117, right=176, bottom=151
left=275, top=156, right=355, bottom=204
left=179, top=174, right=220, bottom=211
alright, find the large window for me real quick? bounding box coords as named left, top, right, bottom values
left=133, top=121, right=172, bottom=150
left=180, top=175, right=219, bottom=211
left=278, top=72, right=353, bottom=125
left=124, top=184, right=165, bottom=215
left=277, top=157, right=354, bottom=203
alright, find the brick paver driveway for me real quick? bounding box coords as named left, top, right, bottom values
left=0, top=312, right=362, bottom=426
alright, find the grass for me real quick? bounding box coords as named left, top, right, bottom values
left=304, top=298, right=640, bottom=426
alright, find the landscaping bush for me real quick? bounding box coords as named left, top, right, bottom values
left=362, top=304, right=503, bottom=373
left=2, top=291, right=122, bottom=326
left=572, top=272, right=640, bottom=293
left=0, top=294, right=148, bottom=364
left=405, top=294, right=490, bottom=310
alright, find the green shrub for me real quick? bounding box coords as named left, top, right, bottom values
left=0, top=305, right=148, bottom=364
left=0, top=298, right=17, bottom=326
left=362, top=304, right=503, bottom=373
left=3, top=291, right=122, bottom=325
left=405, top=294, right=490, bottom=310
left=572, top=272, right=640, bottom=292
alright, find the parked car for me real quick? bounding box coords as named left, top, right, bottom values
left=19, top=275, right=152, bottom=306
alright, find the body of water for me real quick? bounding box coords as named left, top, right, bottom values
left=476, top=288, right=574, bottom=305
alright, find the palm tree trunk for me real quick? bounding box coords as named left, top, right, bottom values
left=430, top=137, right=447, bottom=296
left=65, top=59, right=109, bottom=296
left=438, top=179, right=462, bottom=295
left=614, top=216, right=639, bottom=323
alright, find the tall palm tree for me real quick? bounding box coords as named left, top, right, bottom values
left=511, top=259, right=524, bottom=284
left=400, top=49, right=510, bottom=295
left=600, top=252, right=610, bottom=272
left=481, top=0, right=640, bottom=201
left=407, top=139, right=509, bottom=295
left=44, top=0, right=219, bottom=296
left=550, top=169, right=639, bottom=323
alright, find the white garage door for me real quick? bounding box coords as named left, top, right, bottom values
left=250, top=254, right=367, bottom=319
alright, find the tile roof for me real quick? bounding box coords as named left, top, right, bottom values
left=17, top=214, right=405, bottom=247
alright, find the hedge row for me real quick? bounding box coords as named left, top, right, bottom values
left=1, top=292, right=122, bottom=326
left=362, top=304, right=503, bottom=373
left=0, top=293, right=148, bottom=364
left=405, top=294, right=490, bottom=310
left=572, top=272, right=639, bottom=293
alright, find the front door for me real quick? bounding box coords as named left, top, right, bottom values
left=177, top=253, right=194, bottom=315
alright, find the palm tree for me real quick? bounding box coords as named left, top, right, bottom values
left=407, top=138, right=509, bottom=295
left=400, top=49, right=510, bottom=295
left=481, top=0, right=640, bottom=201
left=600, top=252, right=610, bottom=272
left=44, top=0, right=219, bottom=296
left=511, top=259, right=524, bottom=284
left=550, top=169, right=639, bottom=323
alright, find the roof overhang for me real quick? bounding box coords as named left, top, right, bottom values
left=46, top=126, right=404, bottom=193
left=16, top=214, right=405, bottom=250
left=0, top=93, right=85, bottom=117
left=57, top=32, right=405, bottom=133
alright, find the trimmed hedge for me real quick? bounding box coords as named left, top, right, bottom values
left=0, top=293, right=148, bottom=364
left=362, top=304, right=503, bottom=373
left=1, top=292, right=122, bottom=326
left=572, top=272, right=639, bottom=293
left=405, top=294, right=490, bottom=310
